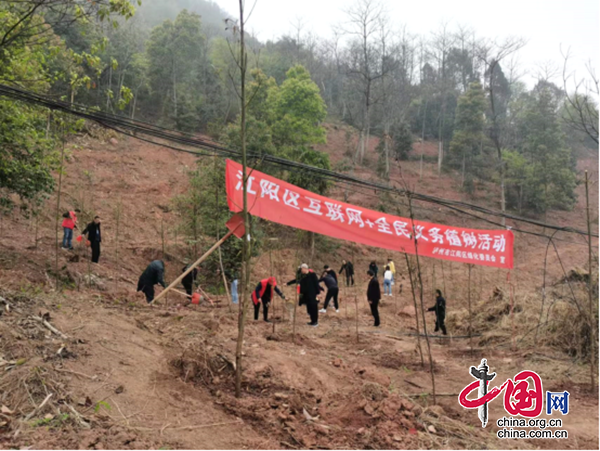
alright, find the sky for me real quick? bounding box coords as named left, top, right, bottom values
left=214, top=0, right=599, bottom=88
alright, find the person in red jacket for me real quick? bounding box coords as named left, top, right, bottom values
left=61, top=209, right=80, bottom=250
left=252, top=277, right=285, bottom=322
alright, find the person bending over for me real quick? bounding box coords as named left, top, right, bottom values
left=137, top=260, right=166, bottom=304
left=252, top=277, right=285, bottom=322
left=319, top=271, right=339, bottom=313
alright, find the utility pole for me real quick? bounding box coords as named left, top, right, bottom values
left=585, top=170, right=596, bottom=390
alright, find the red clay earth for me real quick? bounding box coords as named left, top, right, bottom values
left=0, top=122, right=597, bottom=449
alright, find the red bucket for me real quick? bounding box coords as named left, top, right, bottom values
left=191, top=293, right=201, bottom=305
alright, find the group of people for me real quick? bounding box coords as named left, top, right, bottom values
left=58, top=207, right=448, bottom=334
left=60, top=209, right=102, bottom=263
left=135, top=256, right=447, bottom=335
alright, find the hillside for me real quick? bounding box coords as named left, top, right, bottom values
left=0, top=123, right=598, bottom=449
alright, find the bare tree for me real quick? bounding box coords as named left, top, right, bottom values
left=430, top=22, right=455, bottom=175
left=561, top=47, right=599, bottom=145
left=342, top=0, right=387, bottom=164
left=478, top=37, right=526, bottom=225
left=225, top=0, right=259, bottom=398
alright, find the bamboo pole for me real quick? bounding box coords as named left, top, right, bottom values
left=54, top=127, right=66, bottom=291
left=468, top=264, right=473, bottom=355
left=115, top=199, right=121, bottom=292
left=509, top=271, right=515, bottom=351
left=355, top=289, right=359, bottom=343
left=440, top=260, right=447, bottom=299
left=405, top=254, right=424, bottom=367
left=151, top=225, right=240, bottom=304
left=216, top=181, right=232, bottom=311
left=353, top=246, right=359, bottom=343
left=270, top=247, right=275, bottom=333
left=585, top=170, right=596, bottom=390
left=235, top=0, right=251, bottom=399
left=293, top=289, right=298, bottom=344
left=406, top=193, right=436, bottom=404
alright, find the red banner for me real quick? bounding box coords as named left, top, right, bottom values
left=225, top=159, right=513, bottom=268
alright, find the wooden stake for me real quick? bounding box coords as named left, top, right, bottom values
left=585, top=170, right=596, bottom=390
left=152, top=225, right=240, bottom=304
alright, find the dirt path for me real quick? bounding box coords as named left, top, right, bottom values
left=54, top=295, right=272, bottom=449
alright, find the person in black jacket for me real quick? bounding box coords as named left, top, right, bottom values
left=295, top=264, right=322, bottom=327
left=81, top=216, right=101, bottom=263
left=366, top=270, right=381, bottom=327
left=137, top=260, right=166, bottom=304
left=181, top=263, right=198, bottom=297
left=428, top=289, right=447, bottom=335
left=319, top=272, right=339, bottom=313
left=339, top=260, right=354, bottom=286
left=323, top=265, right=337, bottom=282
left=369, top=261, right=379, bottom=277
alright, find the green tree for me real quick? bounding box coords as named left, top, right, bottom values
left=514, top=84, right=577, bottom=213
left=448, top=81, right=492, bottom=190
left=145, top=10, right=210, bottom=130
left=391, top=121, right=413, bottom=161
left=223, top=65, right=330, bottom=194
left=173, top=160, right=261, bottom=285
left=270, top=65, right=327, bottom=149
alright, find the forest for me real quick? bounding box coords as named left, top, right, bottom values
left=1, top=0, right=597, bottom=222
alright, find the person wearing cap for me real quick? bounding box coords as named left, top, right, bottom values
left=252, top=276, right=285, bottom=322
left=81, top=216, right=101, bottom=263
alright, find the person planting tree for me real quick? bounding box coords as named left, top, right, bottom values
left=81, top=216, right=102, bottom=263
left=61, top=208, right=80, bottom=250
left=252, top=276, right=285, bottom=322
left=137, top=260, right=167, bottom=304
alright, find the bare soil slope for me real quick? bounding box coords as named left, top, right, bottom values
left=0, top=124, right=597, bottom=449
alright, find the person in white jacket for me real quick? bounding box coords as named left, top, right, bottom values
left=383, top=265, right=393, bottom=296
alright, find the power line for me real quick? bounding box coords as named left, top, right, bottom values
left=0, top=83, right=597, bottom=239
